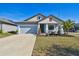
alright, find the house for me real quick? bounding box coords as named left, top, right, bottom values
left=0, top=18, right=17, bottom=33
left=16, top=13, right=64, bottom=35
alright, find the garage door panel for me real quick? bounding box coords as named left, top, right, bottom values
left=20, top=24, right=37, bottom=34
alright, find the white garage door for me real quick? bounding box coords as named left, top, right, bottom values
left=20, top=24, right=37, bottom=34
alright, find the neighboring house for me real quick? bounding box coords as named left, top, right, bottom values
left=74, top=23, right=79, bottom=32
left=0, top=18, right=17, bottom=33
left=16, top=13, right=64, bottom=35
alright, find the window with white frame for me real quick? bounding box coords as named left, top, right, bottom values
left=48, top=24, right=54, bottom=30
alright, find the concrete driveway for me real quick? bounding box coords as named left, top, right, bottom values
left=0, top=34, right=36, bottom=56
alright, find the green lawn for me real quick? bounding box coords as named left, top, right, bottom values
left=0, top=33, right=13, bottom=38
left=32, top=33, right=79, bottom=56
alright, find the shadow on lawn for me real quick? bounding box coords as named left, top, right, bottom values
left=49, top=34, right=75, bottom=37
left=46, top=45, right=79, bottom=56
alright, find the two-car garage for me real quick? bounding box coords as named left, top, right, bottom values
left=18, top=24, right=37, bottom=34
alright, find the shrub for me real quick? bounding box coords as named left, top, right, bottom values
left=16, top=30, right=18, bottom=33
left=8, top=30, right=18, bottom=34
left=0, top=30, right=3, bottom=33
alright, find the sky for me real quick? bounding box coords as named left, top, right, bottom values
left=0, top=3, right=79, bottom=22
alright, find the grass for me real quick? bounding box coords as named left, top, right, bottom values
left=0, top=33, right=14, bottom=38
left=32, top=33, right=79, bottom=56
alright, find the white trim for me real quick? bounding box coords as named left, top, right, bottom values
left=37, top=24, right=40, bottom=34
left=46, top=24, right=48, bottom=34
left=17, top=25, right=20, bottom=34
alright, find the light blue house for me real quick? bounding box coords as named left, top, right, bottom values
left=15, top=13, right=64, bottom=35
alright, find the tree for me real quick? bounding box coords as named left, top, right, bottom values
left=63, top=19, right=75, bottom=34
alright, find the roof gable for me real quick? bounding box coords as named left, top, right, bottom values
left=39, top=15, right=63, bottom=24
left=24, top=13, right=46, bottom=22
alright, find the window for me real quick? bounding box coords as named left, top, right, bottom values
left=49, top=17, right=52, bottom=22
left=38, top=16, right=41, bottom=19
left=38, top=16, right=42, bottom=20
left=48, top=24, right=54, bottom=30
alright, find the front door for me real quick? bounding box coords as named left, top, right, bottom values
left=40, top=24, right=45, bottom=33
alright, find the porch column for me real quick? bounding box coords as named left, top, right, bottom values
left=54, top=24, right=59, bottom=34
left=17, top=25, right=20, bottom=34
left=37, top=24, right=40, bottom=34
left=46, top=24, right=48, bottom=34
left=59, top=25, right=64, bottom=34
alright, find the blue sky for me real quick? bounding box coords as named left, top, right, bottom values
left=0, top=3, right=79, bottom=22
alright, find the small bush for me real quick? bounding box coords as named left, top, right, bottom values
left=16, top=30, right=18, bottom=33
left=0, top=30, right=3, bottom=33
left=8, top=30, right=18, bottom=34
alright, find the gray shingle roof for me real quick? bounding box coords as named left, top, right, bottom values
left=15, top=13, right=63, bottom=24
left=0, top=18, right=16, bottom=26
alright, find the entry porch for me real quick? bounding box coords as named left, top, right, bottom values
left=37, top=23, right=64, bottom=35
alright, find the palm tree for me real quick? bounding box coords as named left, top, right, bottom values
left=63, top=19, right=75, bottom=34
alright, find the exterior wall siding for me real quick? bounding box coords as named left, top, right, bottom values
left=26, top=14, right=44, bottom=22
left=39, top=17, right=58, bottom=24
left=26, top=16, right=38, bottom=22
left=2, top=24, right=17, bottom=33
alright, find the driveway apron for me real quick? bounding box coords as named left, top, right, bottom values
left=0, top=34, right=36, bottom=56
